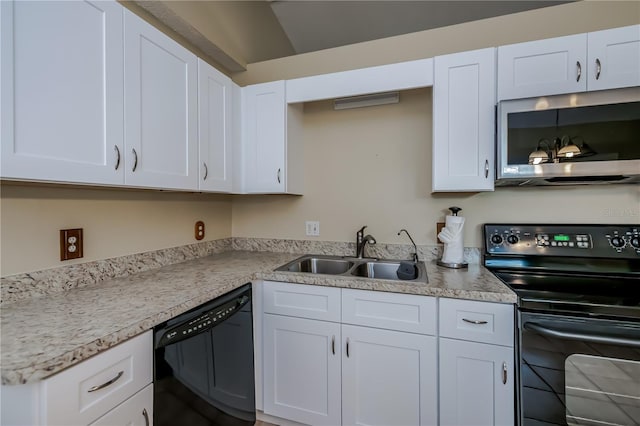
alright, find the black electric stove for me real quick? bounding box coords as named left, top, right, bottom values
left=483, top=224, right=640, bottom=426
left=483, top=224, right=640, bottom=321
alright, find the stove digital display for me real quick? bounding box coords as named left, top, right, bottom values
left=554, top=235, right=571, bottom=242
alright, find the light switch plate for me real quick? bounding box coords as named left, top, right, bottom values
left=305, top=221, right=320, bottom=236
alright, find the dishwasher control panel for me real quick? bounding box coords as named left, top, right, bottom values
left=484, top=224, right=640, bottom=258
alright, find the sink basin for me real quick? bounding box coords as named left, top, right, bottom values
left=276, top=255, right=427, bottom=283
left=351, top=261, right=419, bottom=280
left=277, top=256, right=355, bottom=275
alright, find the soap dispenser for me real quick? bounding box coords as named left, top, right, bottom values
left=437, top=206, right=468, bottom=269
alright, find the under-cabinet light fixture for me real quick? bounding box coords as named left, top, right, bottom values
left=334, top=91, right=399, bottom=110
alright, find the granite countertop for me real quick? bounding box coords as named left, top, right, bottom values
left=1, top=250, right=515, bottom=386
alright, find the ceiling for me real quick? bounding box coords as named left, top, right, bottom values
left=268, top=1, right=572, bottom=54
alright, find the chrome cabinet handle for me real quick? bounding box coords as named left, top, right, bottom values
left=462, top=318, right=488, bottom=325
left=595, top=58, right=602, bottom=80
left=576, top=61, right=582, bottom=82
left=203, top=162, right=208, bottom=181
left=277, top=168, right=281, bottom=184
left=346, top=338, right=350, bottom=358
left=87, top=370, right=124, bottom=392
left=131, top=149, right=138, bottom=172
left=502, top=362, right=507, bottom=385
left=484, top=159, right=489, bottom=178
left=332, top=336, right=335, bottom=355
left=114, top=145, right=121, bottom=170
left=142, top=408, right=150, bottom=426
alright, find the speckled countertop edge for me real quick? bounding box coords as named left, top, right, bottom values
left=1, top=249, right=515, bottom=386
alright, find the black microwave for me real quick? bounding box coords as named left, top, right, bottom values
left=496, top=87, right=640, bottom=186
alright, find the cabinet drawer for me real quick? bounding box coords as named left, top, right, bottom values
left=90, top=383, right=153, bottom=426
left=342, top=289, right=436, bottom=335
left=43, top=330, right=152, bottom=426
left=263, top=281, right=341, bottom=322
left=439, top=298, right=514, bottom=347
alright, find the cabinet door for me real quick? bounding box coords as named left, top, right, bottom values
left=497, top=34, right=587, bottom=100
left=342, top=325, right=437, bottom=426
left=587, top=25, right=640, bottom=91
left=124, top=9, right=198, bottom=190
left=1, top=0, right=124, bottom=185
left=439, top=338, right=514, bottom=426
left=433, top=48, right=496, bottom=192
left=90, top=384, right=153, bottom=426
left=263, top=314, right=341, bottom=426
left=242, top=81, right=286, bottom=193
left=198, top=59, right=233, bottom=192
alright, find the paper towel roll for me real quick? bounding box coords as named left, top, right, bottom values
left=438, top=215, right=465, bottom=264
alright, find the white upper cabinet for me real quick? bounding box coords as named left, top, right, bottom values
left=498, top=25, right=640, bottom=100
left=587, top=25, right=640, bottom=91
left=432, top=48, right=496, bottom=192
left=123, top=9, right=198, bottom=191
left=497, top=34, right=587, bottom=100
left=240, top=81, right=303, bottom=194
left=198, top=59, right=233, bottom=193
left=1, top=0, right=124, bottom=185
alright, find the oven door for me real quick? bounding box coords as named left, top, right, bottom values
left=518, top=311, right=640, bottom=426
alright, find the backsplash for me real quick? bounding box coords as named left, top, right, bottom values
left=1, top=238, right=480, bottom=304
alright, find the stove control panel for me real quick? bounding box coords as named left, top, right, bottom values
left=484, top=224, right=640, bottom=258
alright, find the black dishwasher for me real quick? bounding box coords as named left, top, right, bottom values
left=154, top=283, right=255, bottom=426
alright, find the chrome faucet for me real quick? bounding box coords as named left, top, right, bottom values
left=356, top=225, right=376, bottom=259
left=398, top=229, right=419, bottom=262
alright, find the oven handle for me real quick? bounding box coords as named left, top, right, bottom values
left=523, top=322, right=640, bottom=348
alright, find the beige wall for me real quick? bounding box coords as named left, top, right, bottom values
left=0, top=184, right=232, bottom=276
left=231, top=89, right=640, bottom=247
left=233, top=1, right=640, bottom=85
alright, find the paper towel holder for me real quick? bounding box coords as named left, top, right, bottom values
left=437, top=206, right=468, bottom=269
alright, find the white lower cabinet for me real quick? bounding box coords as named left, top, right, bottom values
left=90, top=383, right=153, bottom=426
left=438, top=298, right=515, bottom=426
left=263, top=314, right=342, bottom=425
left=439, top=339, right=514, bottom=426
left=342, top=324, right=437, bottom=426
left=261, top=282, right=438, bottom=426
left=1, top=330, right=153, bottom=426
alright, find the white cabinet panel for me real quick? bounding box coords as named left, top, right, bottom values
left=263, top=281, right=341, bottom=322
left=124, top=9, right=198, bottom=190
left=286, top=59, right=433, bottom=103
left=1, top=0, right=124, bottom=185
left=432, top=48, right=496, bottom=192
left=341, top=324, right=437, bottom=426
left=90, top=384, right=153, bottom=426
left=497, top=34, right=587, bottom=100
left=198, top=59, right=233, bottom=192
left=439, top=338, right=514, bottom=426
left=587, top=25, right=640, bottom=91
left=439, top=297, right=514, bottom=347
left=341, top=289, right=436, bottom=335
left=263, top=314, right=342, bottom=426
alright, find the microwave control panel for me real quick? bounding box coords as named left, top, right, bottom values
left=484, top=224, right=640, bottom=258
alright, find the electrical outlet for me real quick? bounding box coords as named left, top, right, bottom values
left=436, top=222, right=445, bottom=244
left=195, top=221, right=205, bottom=240
left=60, top=228, right=83, bottom=261
left=305, top=221, right=320, bottom=236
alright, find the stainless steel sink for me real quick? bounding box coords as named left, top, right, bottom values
left=275, top=255, right=427, bottom=283
left=280, top=256, right=355, bottom=274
